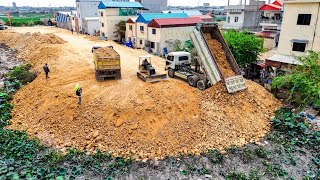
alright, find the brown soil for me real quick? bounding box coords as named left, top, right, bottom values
left=1, top=28, right=281, bottom=160
left=95, top=47, right=119, bottom=58
left=204, top=33, right=235, bottom=78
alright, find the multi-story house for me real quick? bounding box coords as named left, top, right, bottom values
left=98, top=1, right=144, bottom=40
left=223, top=0, right=265, bottom=30
left=266, top=0, right=320, bottom=72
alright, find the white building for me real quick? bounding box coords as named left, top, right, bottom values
left=98, top=1, right=144, bottom=40
left=135, top=0, right=168, bottom=13
left=83, top=17, right=100, bottom=35
left=223, top=0, right=265, bottom=30
left=76, top=0, right=130, bottom=33
left=147, top=17, right=204, bottom=55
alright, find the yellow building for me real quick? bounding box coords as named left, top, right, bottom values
left=267, top=0, right=320, bottom=67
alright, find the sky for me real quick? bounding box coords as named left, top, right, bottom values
left=0, top=0, right=245, bottom=7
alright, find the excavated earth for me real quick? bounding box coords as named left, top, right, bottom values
left=0, top=28, right=281, bottom=160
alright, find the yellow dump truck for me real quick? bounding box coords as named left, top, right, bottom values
left=93, top=47, right=121, bottom=81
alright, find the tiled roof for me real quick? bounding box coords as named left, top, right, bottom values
left=148, top=17, right=203, bottom=28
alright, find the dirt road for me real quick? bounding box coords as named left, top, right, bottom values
left=1, top=27, right=281, bottom=160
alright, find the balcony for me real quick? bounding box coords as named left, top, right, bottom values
left=260, top=19, right=281, bottom=25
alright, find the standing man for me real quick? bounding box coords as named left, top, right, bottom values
left=75, top=84, right=82, bottom=105
left=43, top=63, right=50, bottom=79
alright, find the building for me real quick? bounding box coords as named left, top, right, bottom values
left=98, top=1, right=144, bottom=40
left=135, top=0, right=168, bottom=13
left=126, top=17, right=137, bottom=45
left=83, top=17, right=100, bottom=35
left=133, top=13, right=189, bottom=49
left=55, top=12, right=72, bottom=30
left=12, top=2, right=17, bottom=10
left=76, top=0, right=130, bottom=33
left=256, top=0, right=283, bottom=50
left=266, top=0, right=320, bottom=74
left=223, top=0, right=265, bottom=30
left=147, top=17, right=204, bottom=55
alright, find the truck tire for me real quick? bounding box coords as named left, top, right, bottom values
left=197, top=80, right=206, bottom=91
left=188, top=75, right=199, bottom=87
left=168, top=69, right=175, bottom=78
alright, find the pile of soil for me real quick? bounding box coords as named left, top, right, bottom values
left=204, top=33, right=235, bottom=78
left=2, top=30, right=282, bottom=160
left=95, top=47, right=119, bottom=59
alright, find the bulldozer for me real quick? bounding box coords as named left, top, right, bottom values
left=137, top=56, right=167, bottom=83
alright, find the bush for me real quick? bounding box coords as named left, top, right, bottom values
left=9, top=64, right=37, bottom=85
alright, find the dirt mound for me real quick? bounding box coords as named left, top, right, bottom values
left=204, top=33, right=235, bottom=78
left=95, top=47, right=119, bottom=58
left=3, top=29, right=282, bottom=160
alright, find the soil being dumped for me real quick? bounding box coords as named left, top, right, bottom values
left=204, top=33, right=235, bottom=78
left=1, top=29, right=281, bottom=160
left=95, top=47, right=119, bottom=58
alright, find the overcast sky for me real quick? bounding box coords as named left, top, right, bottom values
left=0, top=0, right=246, bottom=7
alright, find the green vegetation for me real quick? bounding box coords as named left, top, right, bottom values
left=0, top=13, right=53, bottom=27
left=273, top=51, right=320, bottom=107
left=114, top=20, right=126, bottom=42
left=222, top=29, right=265, bottom=68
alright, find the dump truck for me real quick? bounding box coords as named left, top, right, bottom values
left=93, top=47, right=121, bottom=81
left=166, top=23, right=247, bottom=93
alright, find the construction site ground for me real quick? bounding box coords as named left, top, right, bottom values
left=1, top=26, right=281, bottom=160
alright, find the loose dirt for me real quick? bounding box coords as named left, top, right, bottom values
left=204, top=33, right=235, bottom=78
left=1, top=27, right=281, bottom=160
left=95, top=47, right=119, bottom=58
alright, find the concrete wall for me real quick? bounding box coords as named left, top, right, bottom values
left=243, top=11, right=262, bottom=30
left=278, top=2, right=320, bottom=56
left=263, top=38, right=275, bottom=50
left=83, top=19, right=99, bottom=35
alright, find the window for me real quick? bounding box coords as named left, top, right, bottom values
left=297, top=14, right=311, bottom=25
left=151, top=42, right=155, bottom=49
left=292, top=42, right=306, bottom=52
left=140, top=26, right=144, bottom=32
left=167, top=55, right=174, bottom=61
left=78, top=14, right=80, bottom=18
left=129, top=25, right=132, bottom=31
left=234, top=17, right=239, bottom=22
left=100, top=12, right=103, bottom=17
left=140, top=40, right=143, bottom=44
left=179, top=56, right=189, bottom=61
left=101, top=23, right=104, bottom=27
left=227, top=17, right=230, bottom=23
left=152, top=29, right=156, bottom=35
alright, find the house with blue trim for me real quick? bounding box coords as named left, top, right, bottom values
left=98, top=1, right=144, bottom=40
left=129, top=13, right=189, bottom=49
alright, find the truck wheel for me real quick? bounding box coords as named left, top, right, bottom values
left=168, top=69, right=175, bottom=78
left=197, top=80, right=206, bottom=91
left=188, top=75, right=199, bottom=87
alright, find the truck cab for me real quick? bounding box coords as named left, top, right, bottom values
left=165, top=52, right=192, bottom=70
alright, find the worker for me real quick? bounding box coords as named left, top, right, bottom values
left=71, top=28, right=74, bottom=34
left=142, top=59, right=149, bottom=70
left=260, top=69, right=265, bottom=84
left=43, top=63, right=50, bottom=79
left=75, top=84, right=82, bottom=105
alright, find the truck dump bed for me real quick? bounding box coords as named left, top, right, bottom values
left=190, top=23, right=246, bottom=93
left=93, top=47, right=121, bottom=80
left=94, top=47, right=120, bottom=70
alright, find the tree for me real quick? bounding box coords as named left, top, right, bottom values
left=272, top=51, right=320, bottom=107
left=222, top=29, right=265, bottom=68
left=114, top=20, right=126, bottom=42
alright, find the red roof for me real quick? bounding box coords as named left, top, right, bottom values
left=273, top=0, right=283, bottom=6
left=148, top=17, right=204, bottom=28
left=259, top=0, right=282, bottom=11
